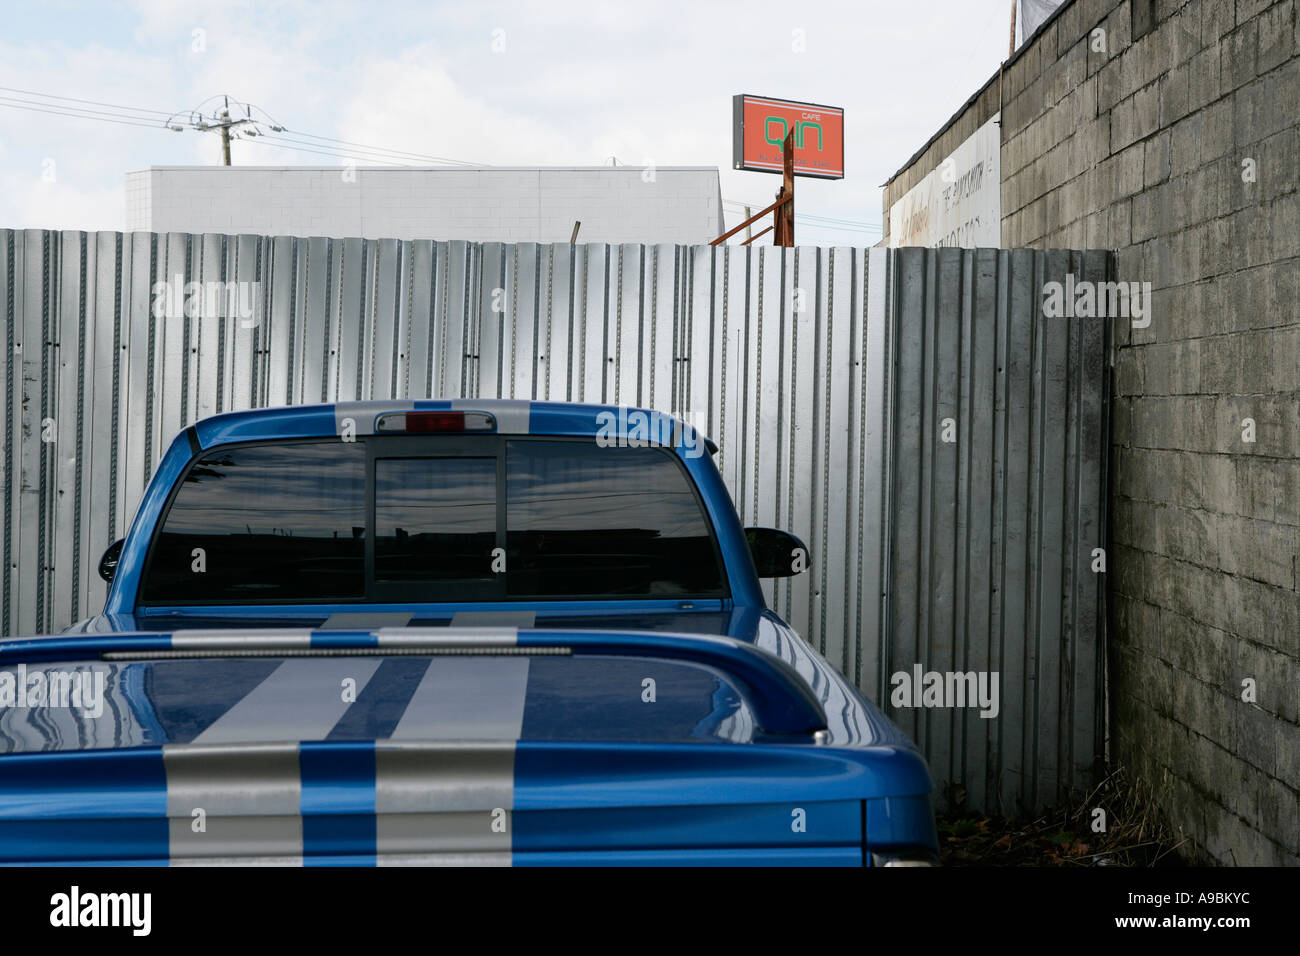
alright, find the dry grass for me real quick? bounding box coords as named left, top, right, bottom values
left=938, top=768, right=1188, bottom=867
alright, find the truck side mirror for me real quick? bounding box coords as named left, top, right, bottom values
left=98, top=539, right=124, bottom=582
left=744, top=527, right=809, bottom=578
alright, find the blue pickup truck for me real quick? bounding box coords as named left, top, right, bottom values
left=0, top=400, right=937, bottom=866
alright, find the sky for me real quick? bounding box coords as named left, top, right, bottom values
left=0, top=0, right=1017, bottom=246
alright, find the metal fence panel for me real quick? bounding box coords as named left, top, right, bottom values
left=0, top=229, right=1110, bottom=814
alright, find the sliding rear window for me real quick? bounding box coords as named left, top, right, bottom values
left=140, top=437, right=725, bottom=604
left=374, top=456, right=497, bottom=586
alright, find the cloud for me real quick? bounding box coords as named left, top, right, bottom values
left=335, top=43, right=578, bottom=167
left=3, top=173, right=125, bottom=232
left=0, top=0, right=1014, bottom=241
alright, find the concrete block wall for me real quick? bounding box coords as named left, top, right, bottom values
left=125, top=166, right=724, bottom=245
left=884, top=0, right=1298, bottom=864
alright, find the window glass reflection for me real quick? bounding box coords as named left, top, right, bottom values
left=143, top=442, right=366, bottom=602
left=506, top=441, right=724, bottom=597
left=375, top=457, right=497, bottom=582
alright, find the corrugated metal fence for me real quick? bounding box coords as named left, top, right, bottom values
left=0, top=229, right=1110, bottom=813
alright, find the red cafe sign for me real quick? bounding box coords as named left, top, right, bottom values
left=732, top=94, right=845, bottom=180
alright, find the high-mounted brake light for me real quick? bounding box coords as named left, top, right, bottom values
left=375, top=410, right=496, bottom=433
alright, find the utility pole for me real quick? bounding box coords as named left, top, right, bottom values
left=170, top=96, right=282, bottom=166
left=220, top=107, right=233, bottom=165
left=211, top=97, right=248, bottom=166
left=1009, top=0, right=1018, bottom=57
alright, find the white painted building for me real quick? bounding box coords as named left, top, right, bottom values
left=125, top=166, right=724, bottom=244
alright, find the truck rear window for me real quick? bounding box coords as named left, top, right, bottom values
left=375, top=457, right=497, bottom=585
left=506, top=441, right=723, bottom=597
left=140, top=437, right=726, bottom=604
left=141, top=442, right=366, bottom=603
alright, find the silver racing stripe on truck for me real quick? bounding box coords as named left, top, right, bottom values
left=156, top=657, right=527, bottom=863
left=374, top=626, right=519, bottom=647
left=375, top=742, right=516, bottom=862
left=171, top=630, right=314, bottom=649
left=450, top=610, right=535, bottom=628
left=389, top=658, right=530, bottom=740
left=164, top=742, right=303, bottom=865
left=160, top=740, right=517, bottom=865
left=370, top=852, right=511, bottom=866
left=171, top=853, right=510, bottom=866
left=320, top=612, right=413, bottom=629
left=191, top=659, right=382, bottom=745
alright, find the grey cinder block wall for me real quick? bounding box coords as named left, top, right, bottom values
left=884, top=0, right=1298, bottom=864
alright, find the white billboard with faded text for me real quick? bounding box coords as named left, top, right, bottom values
left=889, top=113, right=1001, bottom=247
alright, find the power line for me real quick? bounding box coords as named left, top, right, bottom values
left=260, top=132, right=482, bottom=167
left=798, top=214, right=883, bottom=228
left=237, top=135, right=410, bottom=167
left=0, top=98, right=172, bottom=130
left=798, top=211, right=883, bottom=225
left=167, top=94, right=489, bottom=168
left=0, top=85, right=174, bottom=117
left=248, top=134, right=473, bottom=169
left=796, top=221, right=879, bottom=234
left=723, top=197, right=882, bottom=232
left=795, top=222, right=884, bottom=234
left=0, top=83, right=489, bottom=168
left=282, top=131, right=484, bottom=167
left=10, top=85, right=868, bottom=197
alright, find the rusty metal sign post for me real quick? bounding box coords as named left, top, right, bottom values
left=774, top=128, right=795, bottom=245
left=711, top=129, right=796, bottom=248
